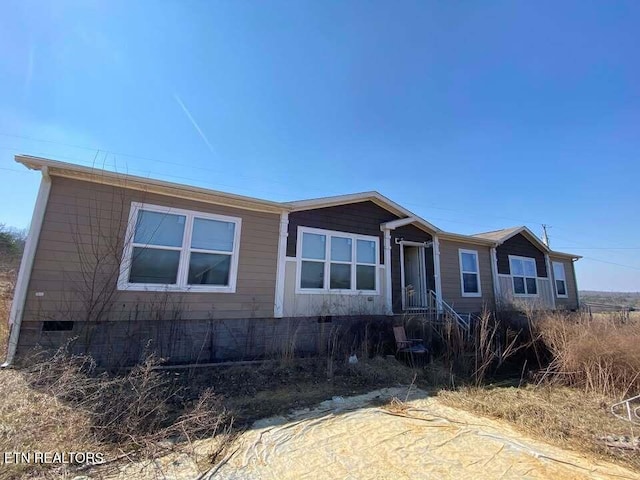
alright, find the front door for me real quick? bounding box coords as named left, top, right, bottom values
left=402, top=244, right=427, bottom=309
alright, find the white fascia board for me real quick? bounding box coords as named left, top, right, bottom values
left=433, top=235, right=443, bottom=312
left=380, top=217, right=419, bottom=230
left=485, top=226, right=550, bottom=253
left=549, top=251, right=583, bottom=260
left=4, top=168, right=52, bottom=366
left=287, top=191, right=442, bottom=233
left=15, top=155, right=287, bottom=214
left=285, top=191, right=381, bottom=210
left=544, top=253, right=557, bottom=309
left=517, top=227, right=551, bottom=253
left=382, top=228, right=393, bottom=315
left=490, top=247, right=500, bottom=301
left=438, top=231, right=496, bottom=246
left=273, top=212, right=289, bottom=318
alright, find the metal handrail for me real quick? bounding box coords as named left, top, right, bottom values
left=611, top=394, right=640, bottom=424
left=428, top=290, right=470, bottom=330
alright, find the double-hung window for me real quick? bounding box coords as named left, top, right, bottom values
left=553, top=261, right=568, bottom=297
left=298, top=227, right=378, bottom=293
left=459, top=249, right=481, bottom=297
left=118, top=202, right=241, bottom=292
left=509, top=255, right=538, bottom=296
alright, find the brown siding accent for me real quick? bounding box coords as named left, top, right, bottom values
left=286, top=201, right=400, bottom=263
left=286, top=203, right=435, bottom=314
left=390, top=225, right=434, bottom=313
left=22, top=176, right=281, bottom=327
left=549, top=256, right=579, bottom=310
left=496, top=233, right=547, bottom=277
left=439, top=239, right=495, bottom=314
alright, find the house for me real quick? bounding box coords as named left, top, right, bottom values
left=5, top=155, right=581, bottom=367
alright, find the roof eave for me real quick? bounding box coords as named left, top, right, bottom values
left=286, top=191, right=441, bottom=233
left=438, top=231, right=497, bottom=246
left=549, top=250, right=583, bottom=260
left=16, top=155, right=287, bottom=214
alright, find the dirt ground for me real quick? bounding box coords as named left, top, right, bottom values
left=98, top=387, right=639, bottom=480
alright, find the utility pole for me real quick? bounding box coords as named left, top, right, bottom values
left=541, top=224, right=550, bottom=247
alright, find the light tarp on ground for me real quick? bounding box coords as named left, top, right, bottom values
left=107, top=387, right=639, bottom=479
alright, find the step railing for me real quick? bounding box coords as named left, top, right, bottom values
left=403, top=284, right=435, bottom=311
left=428, top=290, right=470, bottom=331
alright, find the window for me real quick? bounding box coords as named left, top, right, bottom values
left=118, top=203, right=241, bottom=292
left=459, top=249, right=481, bottom=297
left=553, top=261, right=568, bottom=297
left=298, top=227, right=378, bottom=293
left=509, top=255, right=538, bottom=296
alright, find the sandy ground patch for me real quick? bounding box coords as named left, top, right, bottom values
left=208, top=387, right=638, bottom=480
left=101, top=387, right=639, bottom=479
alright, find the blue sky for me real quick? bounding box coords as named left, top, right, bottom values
left=0, top=0, right=639, bottom=291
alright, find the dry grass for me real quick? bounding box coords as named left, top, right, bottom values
left=437, top=311, right=640, bottom=472
left=438, top=384, right=640, bottom=471
left=0, top=280, right=234, bottom=479
left=0, top=270, right=14, bottom=360
left=0, top=368, right=102, bottom=479
left=186, top=356, right=420, bottom=425
left=0, top=275, right=420, bottom=478
left=0, top=273, right=102, bottom=478
left=0, top=350, right=234, bottom=479
left=537, top=311, right=640, bottom=397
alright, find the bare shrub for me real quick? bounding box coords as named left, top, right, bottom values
left=473, top=309, right=530, bottom=385
left=345, top=356, right=417, bottom=386
left=25, top=346, right=233, bottom=455
left=537, top=311, right=640, bottom=397
left=429, top=309, right=528, bottom=385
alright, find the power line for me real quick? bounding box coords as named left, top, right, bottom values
left=0, top=145, right=337, bottom=201
left=555, top=247, right=640, bottom=250
left=580, top=256, right=640, bottom=272
left=2, top=132, right=639, bottom=266
left=0, top=131, right=550, bottom=224
left=551, top=233, right=638, bottom=261
left=4, top=153, right=640, bottom=273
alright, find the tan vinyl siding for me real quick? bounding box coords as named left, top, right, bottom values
left=439, top=239, right=495, bottom=313
left=549, top=256, right=579, bottom=310
left=22, top=176, right=281, bottom=324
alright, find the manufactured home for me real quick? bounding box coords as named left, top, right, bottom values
left=5, top=156, right=580, bottom=366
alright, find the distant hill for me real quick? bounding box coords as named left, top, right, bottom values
left=580, top=291, right=640, bottom=310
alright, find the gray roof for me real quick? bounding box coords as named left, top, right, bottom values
left=472, top=226, right=524, bottom=242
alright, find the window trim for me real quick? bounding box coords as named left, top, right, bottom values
left=508, top=255, right=538, bottom=297
left=118, top=202, right=242, bottom=293
left=552, top=261, right=568, bottom=298
left=458, top=249, right=482, bottom=298
left=295, top=226, right=380, bottom=295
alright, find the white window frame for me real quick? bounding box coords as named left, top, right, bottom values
left=118, top=202, right=242, bottom=293
left=553, top=261, right=568, bottom=298
left=295, top=226, right=380, bottom=295
left=508, top=255, right=538, bottom=297
left=458, top=249, right=481, bottom=297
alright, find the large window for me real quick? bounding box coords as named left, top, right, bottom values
left=118, top=203, right=241, bottom=292
left=509, top=255, right=538, bottom=296
left=459, top=249, right=481, bottom=297
left=297, top=227, right=378, bottom=293
left=553, top=261, right=568, bottom=297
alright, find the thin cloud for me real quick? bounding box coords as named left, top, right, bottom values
left=173, top=94, right=216, bottom=155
